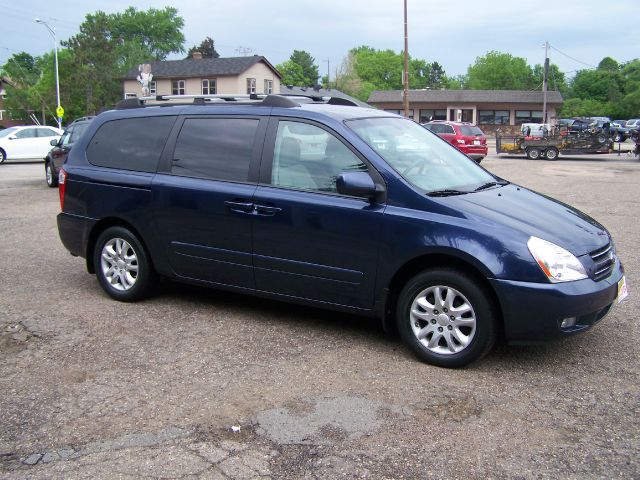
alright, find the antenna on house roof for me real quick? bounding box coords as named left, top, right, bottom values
left=235, top=46, right=254, bottom=56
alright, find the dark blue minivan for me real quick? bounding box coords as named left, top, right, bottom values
left=57, top=94, right=627, bottom=367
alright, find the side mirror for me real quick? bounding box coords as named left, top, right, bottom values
left=336, top=172, right=379, bottom=200
left=50, top=139, right=58, bottom=146
left=8, top=135, right=16, bottom=140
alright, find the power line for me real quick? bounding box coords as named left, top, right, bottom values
left=0, top=3, right=79, bottom=29
left=549, top=44, right=596, bottom=69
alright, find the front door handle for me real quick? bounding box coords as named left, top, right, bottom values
left=255, top=204, right=282, bottom=216
left=224, top=200, right=255, bottom=214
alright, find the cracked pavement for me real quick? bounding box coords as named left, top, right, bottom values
left=0, top=154, right=639, bottom=479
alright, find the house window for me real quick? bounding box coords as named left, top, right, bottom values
left=246, top=78, right=256, bottom=94
left=264, top=79, right=273, bottom=94
left=479, top=110, right=510, bottom=125
left=515, top=110, right=543, bottom=125
left=149, top=81, right=157, bottom=95
left=419, top=109, right=446, bottom=123
left=172, top=80, right=186, bottom=95
left=202, top=79, right=217, bottom=95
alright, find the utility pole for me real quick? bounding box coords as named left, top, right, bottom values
left=326, top=59, right=330, bottom=89
left=542, top=41, right=549, bottom=125
left=403, top=0, right=410, bottom=118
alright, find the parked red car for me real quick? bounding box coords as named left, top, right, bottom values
left=422, top=121, right=488, bottom=163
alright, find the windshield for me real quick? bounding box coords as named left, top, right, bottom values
left=347, top=117, right=496, bottom=193
left=0, top=127, right=18, bottom=138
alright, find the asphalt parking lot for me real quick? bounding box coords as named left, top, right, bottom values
left=1, top=152, right=638, bottom=479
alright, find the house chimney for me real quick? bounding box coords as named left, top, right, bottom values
left=192, top=51, right=203, bottom=60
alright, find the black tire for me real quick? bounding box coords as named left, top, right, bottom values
left=475, top=157, right=484, bottom=164
left=0, top=148, right=6, bottom=164
left=396, top=268, right=497, bottom=368
left=596, top=133, right=607, bottom=144
left=93, top=226, right=155, bottom=302
left=526, top=148, right=541, bottom=160
left=545, top=148, right=559, bottom=160
left=45, top=162, right=58, bottom=187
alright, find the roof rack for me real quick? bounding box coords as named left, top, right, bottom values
left=115, top=93, right=361, bottom=110
left=70, top=115, right=95, bottom=124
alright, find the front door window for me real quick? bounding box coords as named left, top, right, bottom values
left=271, top=121, right=367, bottom=193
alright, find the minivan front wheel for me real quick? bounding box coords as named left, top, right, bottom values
left=94, top=226, right=155, bottom=301
left=396, top=269, right=497, bottom=368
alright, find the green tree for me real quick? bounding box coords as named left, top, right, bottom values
left=276, top=60, right=308, bottom=86
left=1, top=52, right=40, bottom=87
left=427, top=61, right=446, bottom=89
left=559, top=97, right=608, bottom=117
left=276, top=50, right=319, bottom=87
left=62, top=7, right=185, bottom=114
left=598, top=57, right=619, bottom=71
left=570, top=69, right=624, bottom=104
left=1, top=52, right=43, bottom=122
left=466, top=51, right=535, bottom=90
left=186, top=36, right=220, bottom=59
left=533, top=63, right=567, bottom=93
left=445, top=74, right=468, bottom=90
left=334, top=46, right=449, bottom=101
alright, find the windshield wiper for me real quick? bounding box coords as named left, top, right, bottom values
left=426, top=189, right=469, bottom=197
left=474, top=180, right=509, bottom=192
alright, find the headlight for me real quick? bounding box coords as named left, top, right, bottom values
left=527, top=236, right=587, bottom=282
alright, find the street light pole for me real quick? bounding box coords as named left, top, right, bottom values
left=35, top=18, right=61, bottom=129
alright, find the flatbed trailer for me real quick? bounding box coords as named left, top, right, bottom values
left=496, top=131, right=611, bottom=160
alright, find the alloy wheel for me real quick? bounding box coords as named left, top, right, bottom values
left=409, top=285, right=477, bottom=355
left=100, top=238, right=139, bottom=291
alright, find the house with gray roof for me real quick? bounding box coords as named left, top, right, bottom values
left=121, top=53, right=282, bottom=99
left=368, top=89, right=564, bottom=135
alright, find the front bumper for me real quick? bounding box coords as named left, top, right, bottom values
left=490, top=260, right=624, bottom=343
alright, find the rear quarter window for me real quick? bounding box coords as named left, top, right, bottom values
left=86, top=116, right=176, bottom=172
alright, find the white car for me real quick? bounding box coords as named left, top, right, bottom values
left=0, top=125, right=64, bottom=164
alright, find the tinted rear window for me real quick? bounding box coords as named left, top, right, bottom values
left=459, top=126, right=483, bottom=136
left=87, top=116, right=175, bottom=172
left=171, top=118, right=259, bottom=182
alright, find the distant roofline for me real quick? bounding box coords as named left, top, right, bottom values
left=368, top=88, right=563, bottom=104
left=121, top=55, right=282, bottom=81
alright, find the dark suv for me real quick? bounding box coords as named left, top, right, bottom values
left=44, top=116, right=94, bottom=187
left=56, top=94, right=626, bottom=368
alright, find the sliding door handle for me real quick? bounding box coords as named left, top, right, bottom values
left=255, top=204, right=282, bottom=216
left=224, top=200, right=255, bottom=213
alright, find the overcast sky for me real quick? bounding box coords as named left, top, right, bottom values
left=2, top=0, right=639, bottom=79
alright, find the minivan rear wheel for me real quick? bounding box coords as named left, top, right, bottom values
left=94, top=226, right=155, bottom=301
left=396, top=268, right=497, bottom=368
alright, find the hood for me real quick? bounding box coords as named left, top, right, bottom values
left=444, top=184, right=610, bottom=255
